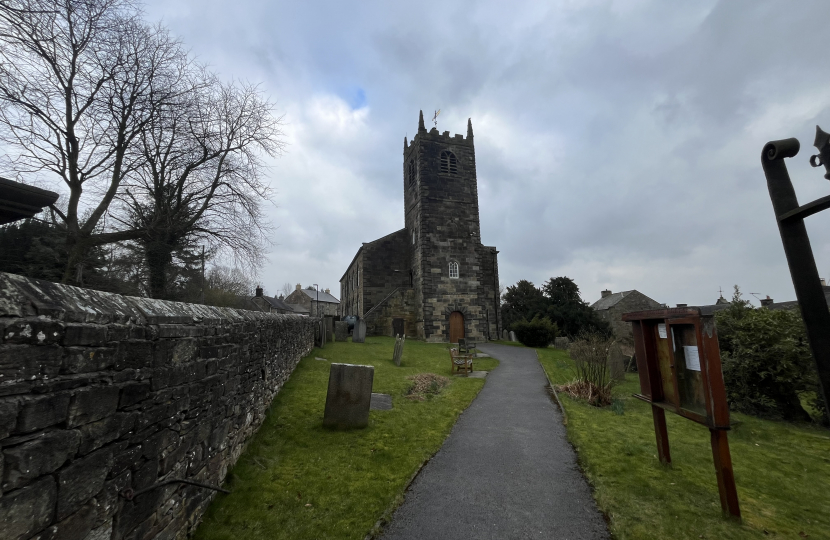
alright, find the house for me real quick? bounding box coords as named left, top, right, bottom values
left=591, top=289, right=663, bottom=342
left=250, top=286, right=299, bottom=314
left=339, top=112, right=500, bottom=342
left=284, top=284, right=339, bottom=318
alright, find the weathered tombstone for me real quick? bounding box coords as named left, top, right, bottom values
left=353, top=319, right=366, bottom=343
left=392, top=334, right=406, bottom=366
left=554, top=337, right=570, bottom=350
left=334, top=321, right=349, bottom=342
left=324, top=316, right=334, bottom=342
left=315, top=319, right=326, bottom=348
left=502, top=329, right=508, bottom=341
left=608, top=342, right=626, bottom=381
left=323, top=363, right=374, bottom=429
left=509, top=330, right=517, bottom=342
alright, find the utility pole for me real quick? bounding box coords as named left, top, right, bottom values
left=200, top=246, right=205, bottom=305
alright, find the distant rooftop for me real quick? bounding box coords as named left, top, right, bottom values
left=298, top=288, right=340, bottom=304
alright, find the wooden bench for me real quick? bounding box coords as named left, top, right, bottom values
left=449, top=348, right=473, bottom=376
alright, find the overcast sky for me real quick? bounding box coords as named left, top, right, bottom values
left=139, top=0, right=830, bottom=307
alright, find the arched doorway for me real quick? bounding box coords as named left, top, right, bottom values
left=449, top=311, right=465, bottom=344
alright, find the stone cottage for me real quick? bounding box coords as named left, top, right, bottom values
left=284, top=284, right=339, bottom=318
left=340, top=112, right=500, bottom=342
left=591, top=289, right=663, bottom=342
left=251, top=286, right=299, bottom=314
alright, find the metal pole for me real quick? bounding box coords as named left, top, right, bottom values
left=200, top=245, right=205, bottom=305
left=762, top=136, right=830, bottom=423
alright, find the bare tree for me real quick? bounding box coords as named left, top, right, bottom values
left=0, top=0, right=189, bottom=283
left=117, top=74, right=283, bottom=298
left=280, top=282, right=293, bottom=298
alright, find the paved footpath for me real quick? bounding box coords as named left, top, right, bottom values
left=380, top=343, right=609, bottom=540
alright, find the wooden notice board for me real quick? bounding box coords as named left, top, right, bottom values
left=622, top=307, right=740, bottom=519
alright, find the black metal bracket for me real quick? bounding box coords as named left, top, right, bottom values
left=762, top=128, right=830, bottom=424
left=120, top=478, right=230, bottom=501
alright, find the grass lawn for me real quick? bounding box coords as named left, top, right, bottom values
left=193, top=336, right=498, bottom=540
left=537, top=347, right=830, bottom=540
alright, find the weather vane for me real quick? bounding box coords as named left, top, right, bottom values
left=432, top=109, right=441, bottom=128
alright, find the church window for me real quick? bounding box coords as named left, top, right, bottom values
left=440, top=151, right=458, bottom=175
left=408, top=159, right=416, bottom=185
left=412, top=228, right=416, bottom=245
left=449, top=261, right=459, bottom=279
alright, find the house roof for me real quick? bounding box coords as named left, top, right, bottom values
left=255, top=295, right=296, bottom=311
left=591, top=290, right=635, bottom=311
left=297, top=288, right=340, bottom=304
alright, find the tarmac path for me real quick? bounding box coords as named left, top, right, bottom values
left=379, top=343, right=609, bottom=540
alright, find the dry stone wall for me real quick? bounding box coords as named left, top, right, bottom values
left=0, top=272, right=315, bottom=540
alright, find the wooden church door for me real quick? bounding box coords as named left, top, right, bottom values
left=449, top=311, right=464, bottom=344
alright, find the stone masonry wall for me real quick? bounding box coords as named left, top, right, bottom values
left=0, top=272, right=315, bottom=540
left=599, top=291, right=663, bottom=343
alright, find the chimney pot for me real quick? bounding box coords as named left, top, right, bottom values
left=601, top=289, right=612, bottom=298
left=255, top=286, right=263, bottom=297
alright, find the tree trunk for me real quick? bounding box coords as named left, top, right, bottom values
left=146, top=241, right=174, bottom=299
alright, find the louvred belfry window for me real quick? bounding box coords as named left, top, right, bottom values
left=440, top=151, right=457, bottom=174
left=408, top=159, right=416, bottom=185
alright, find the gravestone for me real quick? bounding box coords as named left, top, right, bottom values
left=324, top=316, right=334, bottom=342
left=509, top=331, right=517, bottom=342
left=502, top=329, right=508, bottom=341
left=353, top=319, right=366, bottom=343
left=370, top=393, right=393, bottom=410
left=392, top=334, right=406, bottom=366
left=315, top=319, right=326, bottom=348
left=608, top=342, right=626, bottom=381
left=334, top=321, right=348, bottom=342
left=323, top=363, right=374, bottom=429
left=554, top=337, right=570, bottom=350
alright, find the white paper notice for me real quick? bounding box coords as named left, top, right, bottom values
left=658, top=323, right=667, bottom=339
left=683, top=346, right=701, bottom=371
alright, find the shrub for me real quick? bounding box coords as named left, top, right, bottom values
left=715, top=287, right=817, bottom=421
left=512, top=316, right=558, bottom=348
left=559, top=333, right=615, bottom=407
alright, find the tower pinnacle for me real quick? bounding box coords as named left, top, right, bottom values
left=418, top=110, right=425, bottom=132
left=467, top=118, right=473, bottom=139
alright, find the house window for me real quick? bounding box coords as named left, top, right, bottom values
left=408, top=159, right=416, bottom=185
left=449, top=261, right=459, bottom=279
left=440, top=151, right=458, bottom=175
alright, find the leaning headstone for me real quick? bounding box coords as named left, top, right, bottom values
left=353, top=319, right=366, bottom=343
left=323, top=363, right=374, bottom=429
left=608, top=342, right=626, bottom=381
left=334, top=321, right=348, bottom=342
left=509, top=331, right=517, bottom=342
left=554, top=337, right=570, bottom=350
left=324, top=317, right=334, bottom=342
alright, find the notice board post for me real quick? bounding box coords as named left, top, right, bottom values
left=622, top=307, right=740, bottom=520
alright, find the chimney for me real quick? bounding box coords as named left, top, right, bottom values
left=255, top=286, right=263, bottom=297
left=676, top=303, right=687, bottom=308
left=325, top=288, right=330, bottom=294
left=760, top=295, right=774, bottom=307
left=822, top=278, right=827, bottom=287
left=295, top=283, right=301, bottom=290
left=601, top=290, right=612, bottom=298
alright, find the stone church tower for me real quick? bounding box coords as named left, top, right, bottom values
left=340, top=111, right=500, bottom=342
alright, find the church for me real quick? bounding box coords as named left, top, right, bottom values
left=339, top=111, right=500, bottom=343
